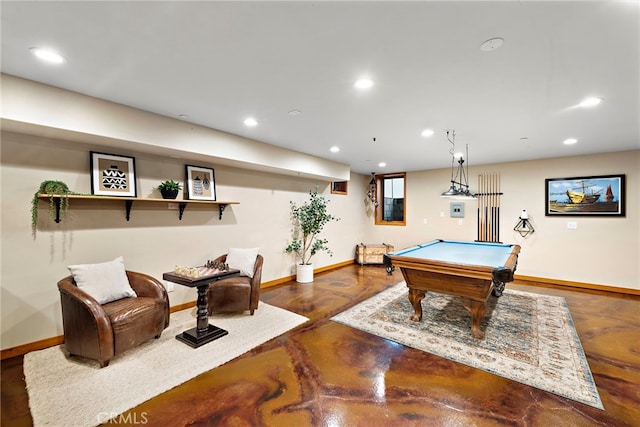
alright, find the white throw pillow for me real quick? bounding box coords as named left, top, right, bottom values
left=226, top=248, right=259, bottom=278
left=67, top=256, right=136, bottom=304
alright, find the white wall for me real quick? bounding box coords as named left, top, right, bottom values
left=366, top=151, right=640, bottom=289
left=0, top=132, right=368, bottom=350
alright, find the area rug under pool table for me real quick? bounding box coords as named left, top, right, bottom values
left=332, top=282, right=603, bottom=409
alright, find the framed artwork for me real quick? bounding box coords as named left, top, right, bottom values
left=90, top=152, right=137, bottom=197
left=185, top=165, right=216, bottom=201
left=545, top=174, right=625, bottom=216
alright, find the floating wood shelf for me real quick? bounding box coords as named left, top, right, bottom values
left=38, top=194, right=239, bottom=222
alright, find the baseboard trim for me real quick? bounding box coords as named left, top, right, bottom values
left=0, top=302, right=198, bottom=361
left=514, top=274, right=640, bottom=296
left=260, top=259, right=354, bottom=289
left=3, top=261, right=636, bottom=360
left=0, top=335, right=64, bottom=361
left=170, top=301, right=196, bottom=313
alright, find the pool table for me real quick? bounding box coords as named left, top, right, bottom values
left=383, top=239, right=521, bottom=339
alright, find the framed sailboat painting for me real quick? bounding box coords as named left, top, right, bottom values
left=545, top=174, right=625, bottom=216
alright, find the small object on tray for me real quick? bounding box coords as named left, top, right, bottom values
left=204, top=260, right=229, bottom=271
left=173, top=262, right=229, bottom=279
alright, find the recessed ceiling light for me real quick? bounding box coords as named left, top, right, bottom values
left=421, top=129, right=435, bottom=137
left=378, top=162, right=386, bottom=168
left=578, top=97, right=603, bottom=108
left=479, top=37, right=504, bottom=52
left=243, top=117, right=258, bottom=127
left=354, top=78, right=375, bottom=90
left=29, top=47, right=65, bottom=64
left=330, top=146, right=340, bottom=153
left=178, top=114, right=189, bottom=119
left=563, top=138, right=578, bottom=145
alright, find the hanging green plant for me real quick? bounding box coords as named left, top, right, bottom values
left=31, top=180, right=73, bottom=237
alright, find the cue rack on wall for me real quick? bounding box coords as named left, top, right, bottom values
left=476, top=173, right=503, bottom=243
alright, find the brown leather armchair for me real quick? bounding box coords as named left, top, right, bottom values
left=207, top=254, right=263, bottom=315
left=57, top=271, right=170, bottom=368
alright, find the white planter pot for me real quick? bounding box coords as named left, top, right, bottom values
left=296, top=263, right=314, bottom=283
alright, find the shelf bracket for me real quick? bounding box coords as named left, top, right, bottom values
left=178, top=202, right=187, bottom=220
left=54, top=198, right=62, bottom=223
left=125, top=200, right=133, bottom=221
left=218, top=204, right=227, bottom=220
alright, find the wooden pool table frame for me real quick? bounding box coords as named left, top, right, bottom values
left=384, top=240, right=520, bottom=339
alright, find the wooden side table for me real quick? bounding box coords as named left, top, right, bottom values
left=163, top=268, right=240, bottom=348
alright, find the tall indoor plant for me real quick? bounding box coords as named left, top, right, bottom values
left=285, top=189, right=339, bottom=283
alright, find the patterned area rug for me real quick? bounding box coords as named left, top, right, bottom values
left=332, top=282, right=603, bottom=409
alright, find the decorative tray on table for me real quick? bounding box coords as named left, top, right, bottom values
left=171, top=260, right=232, bottom=279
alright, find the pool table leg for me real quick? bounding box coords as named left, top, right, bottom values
left=408, top=288, right=425, bottom=321
left=468, top=300, right=487, bottom=340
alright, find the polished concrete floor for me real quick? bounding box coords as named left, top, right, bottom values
left=2, top=264, right=639, bottom=426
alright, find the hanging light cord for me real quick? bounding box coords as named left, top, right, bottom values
left=446, top=130, right=456, bottom=184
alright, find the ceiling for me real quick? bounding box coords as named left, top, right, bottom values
left=2, top=1, right=639, bottom=175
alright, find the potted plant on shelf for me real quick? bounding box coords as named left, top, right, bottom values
left=158, top=180, right=182, bottom=199
left=31, top=180, right=73, bottom=237
left=285, top=189, right=339, bottom=283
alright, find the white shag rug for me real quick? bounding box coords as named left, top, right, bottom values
left=24, top=303, right=307, bottom=427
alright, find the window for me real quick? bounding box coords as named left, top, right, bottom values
left=331, top=181, right=348, bottom=195
left=375, top=172, right=406, bottom=226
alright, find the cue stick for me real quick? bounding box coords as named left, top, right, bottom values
left=493, top=173, right=498, bottom=242
left=485, top=173, right=489, bottom=242
left=477, top=174, right=481, bottom=241
left=484, top=173, right=488, bottom=241
left=491, top=172, right=498, bottom=242
left=492, top=173, right=498, bottom=242
left=494, top=173, right=499, bottom=242
left=480, top=175, right=485, bottom=242
left=495, top=173, right=499, bottom=242
left=480, top=175, right=484, bottom=241
left=497, top=173, right=501, bottom=242
left=480, top=175, right=487, bottom=242
left=496, top=173, right=499, bottom=241
left=485, top=205, right=489, bottom=242
left=478, top=174, right=482, bottom=241
left=489, top=173, right=493, bottom=241
left=491, top=173, right=496, bottom=242
left=484, top=174, right=489, bottom=241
